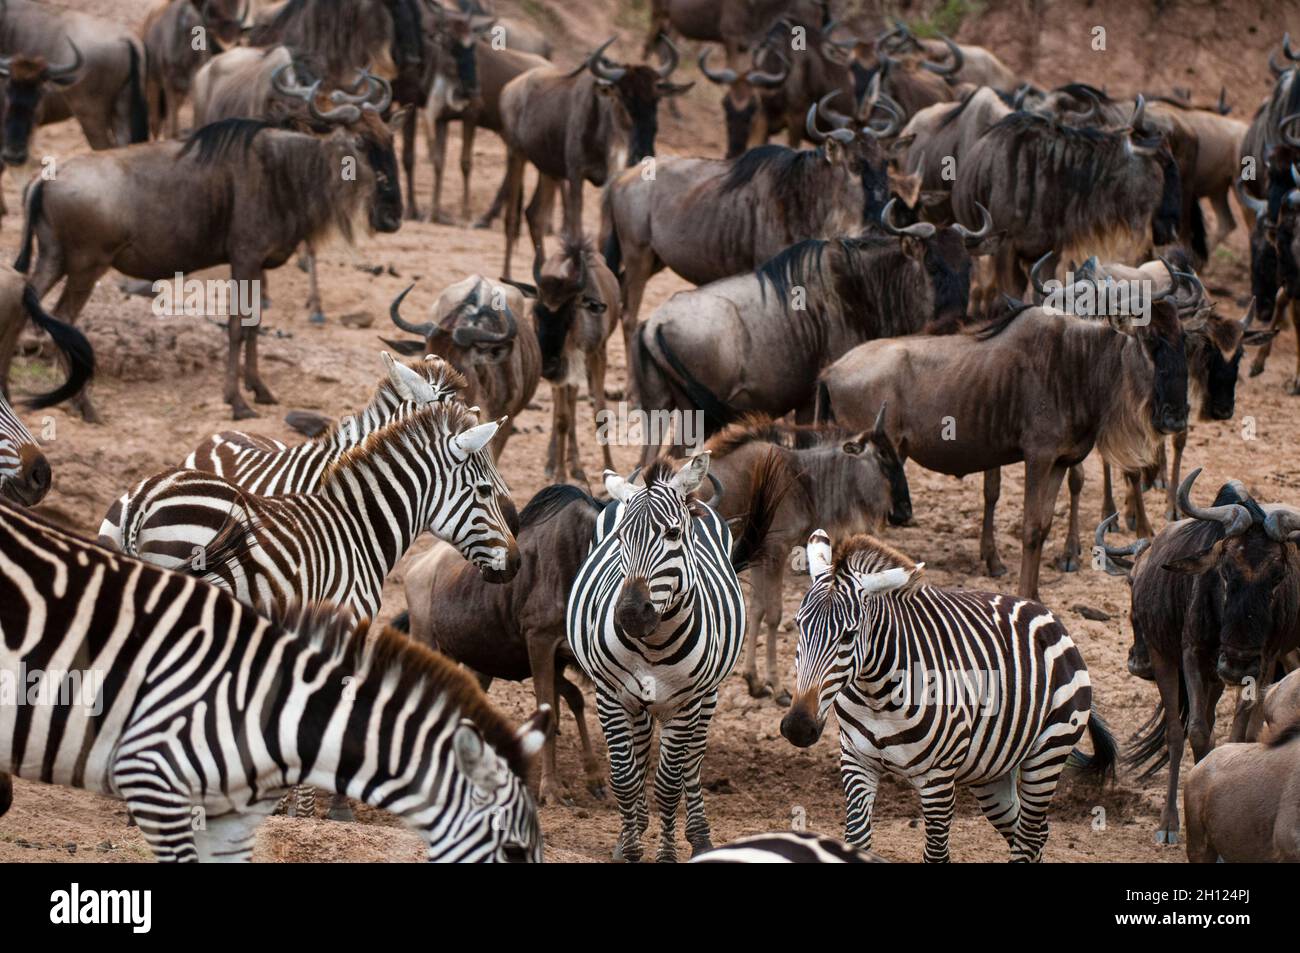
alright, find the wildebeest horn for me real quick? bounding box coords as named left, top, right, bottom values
left=1176, top=467, right=1253, bottom=537
left=698, top=47, right=736, bottom=85
left=1012, top=84, right=1029, bottom=111
left=1130, top=93, right=1147, bottom=131
left=655, top=34, right=679, bottom=78
left=307, top=81, right=361, bottom=123
left=1280, top=112, right=1300, bottom=149
left=952, top=202, right=993, bottom=245
left=45, top=40, right=83, bottom=80
left=806, top=96, right=854, bottom=144
left=1029, top=251, right=1055, bottom=301
left=361, top=73, right=393, bottom=113
left=872, top=402, right=887, bottom=436
left=1067, top=86, right=1100, bottom=123
left=452, top=302, right=517, bottom=347
left=747, top=50, right=789, bottom=88
left=1264, top=507, right=1300, bottom=543
left=1235, top=177, right=1268, bottom=217
left=271, top=64, right=312, bottom=100
left=588, top=37, right=625, bottom=82
left=823, top=19, right=859, bottom=50
left=880, top=197, right=936, bottom=238
left=389, top=284, right=439, bottom=338
left=698, top=473, right=723, bottom=508
left=861, top=90, right=904, bottom=138
left=1286, top=32, right=1300, bottom=61
left=1094, top=513, right=1150, bottom=575
left=921, top=33, right=963, bottom=77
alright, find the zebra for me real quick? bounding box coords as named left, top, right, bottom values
left=0, top=499, right=550, bottom=862
left=0, top=392, right=49, bottom=508
left=690, top=831, right=889, bottom=863
left=780, top=530, right=1117, bottom=863
left=567, top=452, right=783, bottom=862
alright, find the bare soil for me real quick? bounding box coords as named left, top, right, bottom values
left=3, top=0, right=1298, bottom=863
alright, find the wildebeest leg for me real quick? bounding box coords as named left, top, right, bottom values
left=1054, top=464, right=1083, bottom=572
left=1207, top=189, right=1236, bottom=252
left=1228, top=654, right=1275, bottom=743
left=565, top=385, right=584, bottom=482
left=77, top=107, right=116, bottom=151
left=428, top=118, right=452, bottom=225
left=1183, top=638, right=1223, bottom=763
left=545, top=382, right=571, bottom=483
left=303, top=241, right=325, bottom=325
left=526, top=630, right=569, bottom=806
left=459, top=116, right=477, bottom=224
left=1017, top=459, right=1068, bottom=600
left=1100, top=462, right=1118, bottom=521
left=980, top=468, right=1007, bottom=577
left=526, top=176, right=558, bottom=270
left=224, top=312, right=255, bottom=420
left=1124, top=469, right=1154, bottom=538
left=1165, top=429, right=1187, bottom=521
left=1289, top=299, right=1300, bottom=395
left=401, top=107, right=420, bottom=221
left=52, top=272, right=104, bottom=423
left=587, top=346, right=614, bottom=472
left=474, top=167, right=510, bottom=230
left=1150, top=644, right=1185, bottom=844
left=619, top=250, right=657, bottom=407
left=1249, top=289, right=1288, bottom=377
left=762, top=561, right=789, bottom=706
left=560, top=173, right=583, bottom=249
left=555, top=670, right=605, bottom=799
left=501, top=149, right=528, bottom=279
left=1146, top=440, right=1168, bottom=490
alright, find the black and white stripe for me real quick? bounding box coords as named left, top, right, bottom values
left=690, top=831, right=888, bottom=863
left=0, top=500, right=549, bottom=862
left=0, top=392, right=48, bottom=507
left=781, top=530, right=1114, bottom=863
left=566, top=453, right=745, bottom=862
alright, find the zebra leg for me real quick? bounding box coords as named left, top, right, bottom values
left=918, top=780, right=958, bottom=863
left=295, top=786, right=317, bottom=819
left=596, top=690, right=652, bottom=862
left=682, top=692, right=719, bottom=857
left=839, top=740, right=880, bottom=850
left=970, top=773, right=1021, bottom=852
left=193, top=811, right=269, bottom=863
left=653, top=698, right=706, bottom=863
left=1010, top=744, right=1074, bottom=862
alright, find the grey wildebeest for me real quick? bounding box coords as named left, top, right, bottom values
left=1103, top=469, right=1300, bottom=845
left=13, top=100, right=402, bottom=421
left=643, top=0, right=827, bottom=68
left=601, top=94, right=904, bottom=357
left=700, top=411, right=909, bottom=704
left=0, top=34, right=80, bottom=219
left=498, top=239, right=621, bottom=483
left=246, top=0, right=397, bottom=81
left=1240, top=33, right=1300, bottom=211
left=1184, top=726, right=1300, bottom=862
left=498, top=36, right=692, bottom=278
left=632, top=198, right=991, bottom=463
left=0, top=0, right=148, bottom=152
left=399, top=483, right=607, bottom=807
left=697, top=42, right=789, bottom=159
left=818, top=298, right=1189, bottom=600
left=142, top=0, right=249, bottom=139
left=952, top=98, right=1182, bottom=299
left=385, top=275, right=540, bottom=460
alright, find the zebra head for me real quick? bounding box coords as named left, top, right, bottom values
left=0, top=393, right=50, bottom=507
left=781, top=530, right=923, bottom=748
left=604, top=453, right=711, bottom=639
left=434, top=412, right=521, bottom=582
left=437, top=706, right=552, bottom=862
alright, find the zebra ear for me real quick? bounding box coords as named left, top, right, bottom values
left=670, top=451, right=711, bottom=497
left=515, top=704, right=553, bottom=760
left=451, top=418, right=503, bottom=459
left=807, top=529, right=832, bottom=579
left=604, top=469, right=635, bottom=502
left=453, top=718, right=508, bottom=792
left=852, top=561, right=924, bottom=596
left=382, top=351, right=438, bottom=403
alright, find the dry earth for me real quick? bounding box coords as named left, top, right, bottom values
left=2, top=0, right=1298, bottom=863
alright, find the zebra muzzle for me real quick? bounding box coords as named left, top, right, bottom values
left=779, top=698, right=824, bottom=748
left=615, top=578, right=661, bottom=639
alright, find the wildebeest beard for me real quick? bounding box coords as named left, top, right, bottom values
left=534, top=299, right=574, bottom=381
left=617, top=70, right=662, bottom=165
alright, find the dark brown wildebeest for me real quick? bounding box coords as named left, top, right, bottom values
left=13, top=99, right=402, bottom=421
left=399, top=483, right=607, bottom=807
left=1107, top=470, right=1300, bottom=845
left=247, top=0, right=396, bottom=80
left=601, top=94, right=904, bottom=349
left=1240, top=33, right=1300, bottom=210
left=385, top=275, right=540, bottom=459
left=826, top=22, right=963, bottom=121
left=872, top=22, right=1018, bottom=92
left=632, top=199, right=991, bottom=463
left=1242, top=154, right=1300, bottom=390
left=697, top=42, right=789, bottom=158
left=0, top=0, right=148, bottom=151
left=643, top=0, right=827, bottom=68
left=1183, top=726, right=1300, bottom=862
left=141, top=0, right=249, bottom=139
left=700, top=411, right=909, bottom=703
left=952, top=98, right=1182, bottom=300
left=498, top=36, right=692, bottom=278
left=499, top=239, right=621, bottom=483
left=0, top=36, right=80, bottom=219
left=818, top=298, right=1189, bottom=600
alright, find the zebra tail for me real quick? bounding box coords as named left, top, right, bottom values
left=1067, top=707, right=1118, bottom=782
left=390, top=610, right=411, bottom=633
left=21, top=284, right=95, bottom=409
left=728, top=448, right=794, bottom=574
left=1124, top=676, right=1189, bottom=780
left=186, top=504, right=261, bottom=589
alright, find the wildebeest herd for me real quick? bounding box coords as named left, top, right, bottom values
left=0, top=0, right=1298, bottom=865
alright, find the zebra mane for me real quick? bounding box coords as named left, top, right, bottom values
left=706, top=414, right=857, bottom=458
left=273, top=603, right=531, bottom=777
left=320, top=400, right=479, bottom=487
left=315, top=358, right=469, bottom=446
left=832, top=534, right=920, bottom=581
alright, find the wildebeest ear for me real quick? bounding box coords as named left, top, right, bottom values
left=385, top=106, right=410, bottom=132
left=670, top=452, right=711, bottom=497
left=823, top=137, right=844, bottom=165
left=842, top=436, right=867, bottom=455
left=887, top=168, right=922, bottom=207
left=900, top=235, right=925, bottom=261
left=595, top=80, right=618, bottom=97
left=1163, top=544, right=1221, bottom=575
left=1206, top=311, right=1245, bottom=358
left=658, top=81, right=694, bottom=97
left=379, top=336, right=428, bottom=357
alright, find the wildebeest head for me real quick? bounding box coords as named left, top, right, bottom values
left=581, top=35, right=693, bottom=166
left=1126, top=297, right=1189, bottom=435
left=193, top=0, right=252, bottom=49
left=1163, top=469, right=1300, bottom=685
left=0, top=43, right=83, bottom=166
left=428, top=3, right=494, bottom=110
left=804, top=87, right=904, bottom=223
left=387, top=277, right=521, bottom=368
left=879, top=196, right=993, bottom=330
left=1192, top=300, right=1271, bottom=422
left=851, top=404, right=910, bottom=526
left=699, top=45, right=789, bottom=159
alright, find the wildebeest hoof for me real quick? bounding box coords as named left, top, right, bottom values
left=986, top=561, right=1007, bottom=578
left=1248, top=360, right=1265, bottom=378
left=471, top=217, right=493, bottom=230
left=403, top=206, right=422, bottom=222
left=1155, top=829, right=1178, bottom=846
left=325, top=804, right=355, bottom=823
left=774, top=689, right=792, bottom=708
left=230, top=403, right=259, bottom=421
left=1150, top=476, right=1167, bottom=490
left=1054, top=553, right=1080, bottom=572
left=432, top=210, right=456, bottom=226
left=587, top=779, right=607, bottom=801
left=252, top=388, right=278, bottom=405
left=743, top=671, right=770, bottom=698
left=308, top=311, right=326, bottom=326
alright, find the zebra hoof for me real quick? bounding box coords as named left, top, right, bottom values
left=688, top=837, right=713, bottom=858
left=326, top=805, right=356, bottom=823
left=1155, top=830, right=1179, bottom=845
left=611, top=842, right=640, bottom=863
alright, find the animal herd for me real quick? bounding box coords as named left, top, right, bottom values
left=0, top=0, right=1298, bottom=864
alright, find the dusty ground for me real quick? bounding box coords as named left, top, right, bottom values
left=2, top=0, right=1298, bottom=863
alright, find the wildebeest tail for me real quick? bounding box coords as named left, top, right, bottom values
left=1125, top=679, right=1188, bottom=780
left=1067, top=707, right=1119, bottom=781
left=653, top=325, right=735, bottom=434
left=390, top=611, right=411, bottom=633
left=1188, top=200, right=1207, bottom=265
left=0, top=773, right=10, bottom=818
left=13, top=179, right=43, bottom=273
left=727, top=448, right=793, bottom=574
left=814, top=379, right=835, bottom=424
left=22, top=284, right=95, bottom=410
left=600, top=187, right=622, bottom=278
left=127, top=42, right=150, bottom=144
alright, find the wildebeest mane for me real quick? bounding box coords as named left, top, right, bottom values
left=518, top=484, right=600, bottom=529
left=248, top=0, right=394, bottom=80
left=936, top=87, right=980, bottom=130
left=721, top=143, right=822, bottom=200
left=179, top=118, right=279, bottom=165
left=707, top=414, right=857, bottom=458
left=972, top=297, right=1036, bottom=340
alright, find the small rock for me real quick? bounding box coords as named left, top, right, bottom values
left=340, top=311, right=374, bottom=329
left=705, top=777, right=736, bottom=794
left=1074, top=605, right=1110, bottom=622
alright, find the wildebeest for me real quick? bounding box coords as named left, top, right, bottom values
left=498, top=36, right=691, bottom=278
left=499, top=238, right=620, bottom=483
left=841, top=25, right=964, bottom=120
left=1262, top=668, right=1300, bottom=740
left=819, top=298, right=1189, bottom=599
left=142, top=0, right=249, bottom=139
left=701, top=411, right=909, bottom=703
left=1242, top=156, right=1300, bottom=391
left=697, top=43, right=789, bottom=158
left=14, top=97, right=402, bottom=421
left=632, top=199, right=990, bottom=462
left=246, top=0, right=396, bottom=80
left=952, top=98, right=1181, bottom=299
left=870, top=21, right=1018, bottom=92
left=1183, top=726, right=1300, bottom=862
left=400, top=483, right=607, bottom=806
left=643, top=0, right=827, bottom=67
left=0, top=34, right=79, bottom=218
left=1240, top=33, right=1300, bottom=209
left=1110, top=469, right=1300, bottom=844
left=385, top=275, right=540, bottom=459
left=601, top=94, right=904, bottom=344
left=0, top=0, right=148, bottom=154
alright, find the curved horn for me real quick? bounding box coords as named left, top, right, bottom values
left=1094, top=513, right=1151, bottom=575
left=1281, top=112, right=1300, bottom=149
left=46, top=40, right=83, bottom=80
left=1264, top=508, right=1300, bottom=542
left=861, top=91, right=904, bottom=137
left=806, top=97, right=854, bottom=144
left=271, top=63, right=312, bottom=100
left=1286, top=31, right=1300, bottom=62
left=1176, top=467, right=1253, bottom=537
left=389, top=284, right=438, bottom=338
left=1236, top=177, right=1268, bottom=217
left=588, top=36, right=626, bottom=82
left=452, top=304, right=517, bottom=347
left=952, top=202, right=993, bottom=246
left=1029, top=250, right=1054, bottom=301
left=1130, top=93, right=1147, bottom=131
left=921, top=33, right=963, bottom=77
left=815, top=90, right=853, bottom=130
left=655, top=34, right=679, bottom=78
left=746, top=50, right=789, bottom=88
left=698, top=47, right=736, bottom=85
left=872, top=402, right=888, bottom=435
left=362, top=73, right=392, bottom=113
left=880, top=197, right=936, bottom=238
left=698, top=472, right=723, bottom=508
left=307, top=81, right=361, bottom=124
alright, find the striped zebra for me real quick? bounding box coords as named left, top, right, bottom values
left=780, top=530, right=1117, bottom=863
left=0, top=392, right=49, bottom=508
left=567, top=452, right=781, bottom=862
left=690, top=831, right=888, bottom=863
left=0, top=500, right=550, bottom=862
